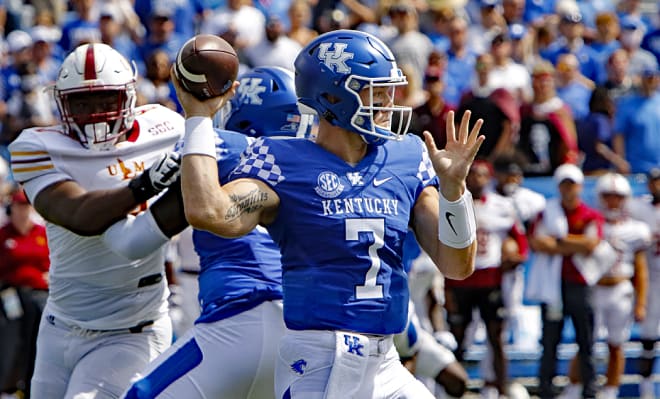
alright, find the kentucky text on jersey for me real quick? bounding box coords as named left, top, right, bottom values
left=321, top=197, right=400, bottom=216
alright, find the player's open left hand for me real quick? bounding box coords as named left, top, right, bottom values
left=423, top=110, right=484, bottom=199
left=170, top=66, right=239, bottom=119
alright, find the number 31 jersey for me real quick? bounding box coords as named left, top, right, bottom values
left=229, top=134, right=438, bottom=335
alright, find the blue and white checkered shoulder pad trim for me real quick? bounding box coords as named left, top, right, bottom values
left=416, top=143, right=436, bottom=185
left=231, top=137, right=285, bottom=186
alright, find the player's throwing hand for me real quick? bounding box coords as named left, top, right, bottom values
left=170, top=67, right=239, bottom=119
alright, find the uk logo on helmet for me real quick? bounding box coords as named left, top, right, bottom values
left=236, top=77, right=267, bottom=105
left=318, top=43, right=354, bottom=73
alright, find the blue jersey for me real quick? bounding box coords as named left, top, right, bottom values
left=194, top=130, right=283, bottom=324
left=229, top=134, right=438, bottom=334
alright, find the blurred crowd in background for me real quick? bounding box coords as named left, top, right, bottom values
left=0, top=0, right=658, bottom=397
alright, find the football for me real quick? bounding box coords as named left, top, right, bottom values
left=173, top=34, right=239, bottom=100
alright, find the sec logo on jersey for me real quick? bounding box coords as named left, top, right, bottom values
left=315, top=171, right=344, bottom=199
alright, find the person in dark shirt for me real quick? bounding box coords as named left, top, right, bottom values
left=577, top=86, right=629, bottom=175
left=409, top=59, right=455, bottom=150
left=516, top=61, right=579, bottom=177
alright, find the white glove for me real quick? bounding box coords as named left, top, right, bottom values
left=149, top=152, right=182, bottom=191
left=128, top=152, right=181, bottom=202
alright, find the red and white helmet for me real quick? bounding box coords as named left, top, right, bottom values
left=595, top=172, right=631, bottom=220
left=54, top=43, right=137, bottom=151
left=595, top=172, right=632, bottom=197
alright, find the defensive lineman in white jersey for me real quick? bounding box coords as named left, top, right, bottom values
left=9, top=43, right=186, bottom=398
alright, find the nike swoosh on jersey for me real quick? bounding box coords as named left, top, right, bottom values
left=373, top=177, right=393, bottom=187
left=445, top=212, right=458, bottom=235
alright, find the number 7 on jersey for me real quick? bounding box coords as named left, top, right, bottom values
left=346, top=218, right=385, bottom=299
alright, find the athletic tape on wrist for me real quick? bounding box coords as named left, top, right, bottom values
left=183, top=117, right=216, bottom=158
left=438, top=190, right=476, bottom=248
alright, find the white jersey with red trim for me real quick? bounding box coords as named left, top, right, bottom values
left=8, top=104, right=184, bottom=330
left=474, top=192, right=520, bottom=270
left=601, top=217, right=651, bottom=279
left=628, top=197, right=660, bottom=274
left=510, top=186, right=546, bottom=224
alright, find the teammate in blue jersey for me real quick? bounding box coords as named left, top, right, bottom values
left=121, top=67, right=313, bottom=399
left=175, top=29, right=484, bottom=399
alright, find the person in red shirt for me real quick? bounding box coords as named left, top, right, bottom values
left=0, top=187, right=49, bottom=397
left=529, top=164, right=603, bottom=399
left=0, top=188, right=49, bottom=289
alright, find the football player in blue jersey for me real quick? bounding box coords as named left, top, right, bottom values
left=120, top=67, right=313, bottom=399
left=175, top=29, right=484, bottom=399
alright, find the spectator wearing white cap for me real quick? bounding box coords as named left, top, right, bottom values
left=528, top=163, right=603, bottom=399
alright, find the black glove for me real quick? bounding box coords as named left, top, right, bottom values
left=129, top=152, right=181, bottom=202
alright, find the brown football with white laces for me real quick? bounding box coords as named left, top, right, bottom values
left=173, top=34, right=239, bottom=100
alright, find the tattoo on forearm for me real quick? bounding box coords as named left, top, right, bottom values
left=225, top=189, right=268, bottom=220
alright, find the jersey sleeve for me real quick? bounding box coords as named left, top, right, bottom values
left=228, top=137, right=286, bottom=187
left=413, top=135, right=438, bottom=189
left=632, top=221, right=653, bottom=253
left=9, top=131, right=72, bottom=203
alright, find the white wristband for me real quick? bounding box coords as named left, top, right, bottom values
left=183, top=116, right=216, bottom=158
left=438, top=190, right=477, bottom=248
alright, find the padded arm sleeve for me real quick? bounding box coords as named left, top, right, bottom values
left=102, top=209, right=169, bottom=260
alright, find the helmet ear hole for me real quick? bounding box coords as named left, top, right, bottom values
left=323, top=93, right=341, bottom=104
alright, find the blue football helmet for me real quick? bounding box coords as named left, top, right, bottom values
left=226, top=66, right=314, bottom=138
left=294, top=29, right=411, bottom=145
